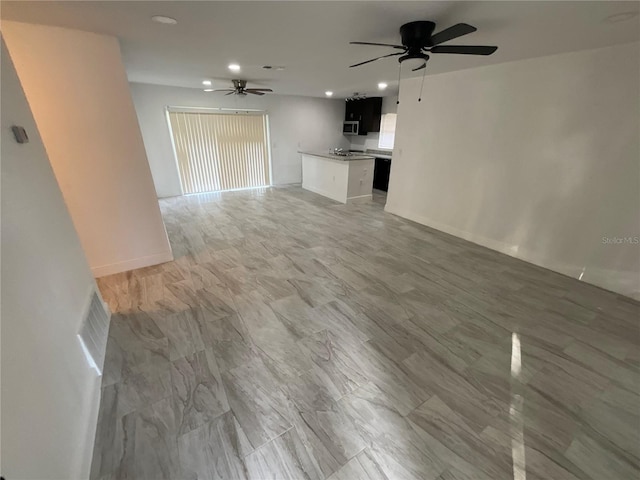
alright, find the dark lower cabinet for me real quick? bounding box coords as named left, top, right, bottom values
left=373, top=157, right=391, bottom=192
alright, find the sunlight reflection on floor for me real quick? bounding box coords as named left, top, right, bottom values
left=511, top=332, right=527, bottom=480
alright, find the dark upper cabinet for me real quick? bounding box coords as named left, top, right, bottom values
left=344, top=97, right=382, bottom=135
left=361, top=97, right=383, bottom=134
left=345, top=100, right=362, bottom=122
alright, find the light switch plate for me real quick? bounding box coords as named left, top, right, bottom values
left=12, top=125, right=29, bottom=144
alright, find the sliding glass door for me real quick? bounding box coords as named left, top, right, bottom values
left=167, top=110, right=271, bottom=194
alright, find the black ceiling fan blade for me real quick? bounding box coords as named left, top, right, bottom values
left=246, top=88, right=273, bottom=92
left=430, top=45, right=497, bottom=55
left=412, top=63, right=426, bottom=72
left=212, top=89, right=234, bottom=92
left=225, top=91, right=236, bottom=95
left=247, top=91, right=265, bottom=95
left=350, top=51, right=403, bottom=68
left=430, top=23, right=477, bottom=46
left=350, top=41, right=406, bottom=50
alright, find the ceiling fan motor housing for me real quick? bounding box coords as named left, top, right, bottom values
left=232, top=79, right=247, bottom=90
left=400, top=21, right=436, bottom=49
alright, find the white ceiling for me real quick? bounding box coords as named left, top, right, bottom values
left=2, top=1, right=639, bottom=98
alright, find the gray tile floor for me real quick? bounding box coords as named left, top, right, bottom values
left=92, top=186, right=639, bottom=480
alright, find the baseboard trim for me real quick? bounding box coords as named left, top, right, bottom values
left=384, top=203, right=640, bottom=300
left=77, top=371, right=103, bottom=479
left=273, top=182, right=302, bottom=187
left=91, top=250, right=174, bottom=278
left=301, top=184, right=344, bottom=203
left=346, top=194, right=373, bottom=204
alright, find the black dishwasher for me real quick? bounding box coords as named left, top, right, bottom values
left=373, top=157, right=391, bottom=192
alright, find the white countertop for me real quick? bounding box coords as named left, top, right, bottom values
left=299, top=151, right=375, bottom=161
left=357, top=149, right=393, bottom=160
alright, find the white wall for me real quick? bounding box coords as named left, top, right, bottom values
left=349, top=95, right=398, bottom=152
left=386, top=42, right=640, bottom=299
left=2, top=22, right=172, bottom=277
left=302, top=154, right=350, bottom=203
left=1, top=37, right=106, bottom=479
left=130, top=82, right=350, bottom=197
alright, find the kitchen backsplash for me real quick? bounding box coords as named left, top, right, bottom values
left=349, top=132, right=392, bottom=152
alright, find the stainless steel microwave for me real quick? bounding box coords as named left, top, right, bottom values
left=343, top=121, right=359, bottom=135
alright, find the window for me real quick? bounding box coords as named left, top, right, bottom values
left=378, top=113, right=397, bottom=150
left=167, top=110, right=271, bottom=194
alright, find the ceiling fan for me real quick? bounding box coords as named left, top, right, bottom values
left=210, top=79, right=273, bottom=96
left=350, top=21, right=497, bottom=71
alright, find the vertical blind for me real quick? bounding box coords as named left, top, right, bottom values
left=167, top=110, right=270, bottom=194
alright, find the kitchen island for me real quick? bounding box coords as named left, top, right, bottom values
left=300, top=151, right=375, bottom=204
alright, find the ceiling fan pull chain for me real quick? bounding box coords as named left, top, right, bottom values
left=396, top=62, right=402, bottom=105
left=418, top=65, right=427, bottom=102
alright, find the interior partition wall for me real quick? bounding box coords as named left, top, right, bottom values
left=167, top=108, right=272, bottom=194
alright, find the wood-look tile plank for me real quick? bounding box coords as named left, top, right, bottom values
left=282, top=368, right=367, bottom=477
left=408, top=395, right=512, bottom=479
left=177, top=411, right=252, bottom=480
left=107, top=311, right=171, bottom=381
left=171, top=348, right=230, bottom=435
left=297, top=329, right=368, bottom=398
left=339, top=382, right=447, bottom=480
left=150, top=308, right=204, bottom=361
left=244, top=427, right=323, bottom=480
left=221, top=355, right=292, bottom=450
left=116, top=397, right=184, bottom=480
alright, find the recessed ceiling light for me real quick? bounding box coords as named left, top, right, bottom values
left=378, top=82, right=388, bottom=90
left=202, top=80, right=212, bottom=86
left=228, top=64, right=241, bottom=72
left=151, top=15, right=177, bottom=25
left=204, top=89, right=213, bottom=92
left=604, top=11, right=639, bottom=23
left=325, top=91, right=333, bottom=97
